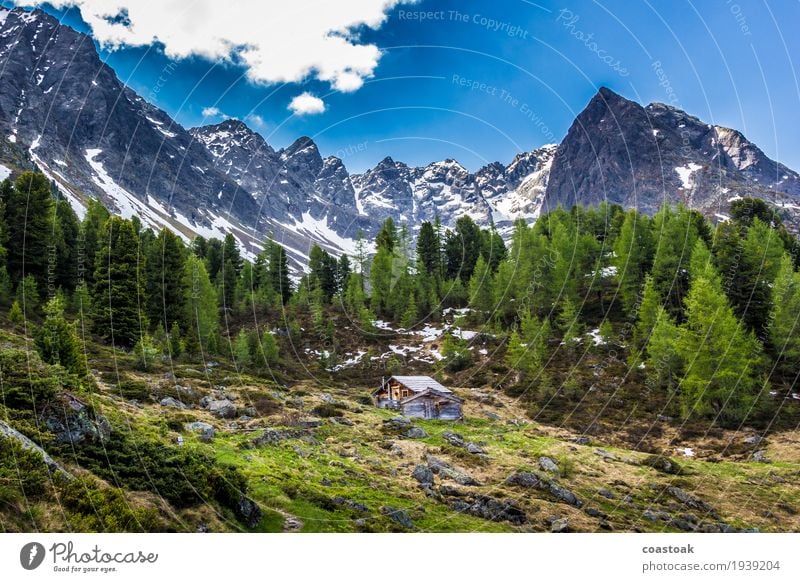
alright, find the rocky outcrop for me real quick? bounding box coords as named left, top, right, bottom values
left=0, top=420, right=73, bottom=479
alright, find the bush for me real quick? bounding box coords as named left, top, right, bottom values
left=113, top=378, right=151, bottom=401
left=310, top=402, right=346, bottom=418
left=58, top=432, right=251, bottom=523
left=0, top=348, right=61, bottom=408
left=642, top=454, right=685, bottom=475
left=253, top=397, right=282, bottom=416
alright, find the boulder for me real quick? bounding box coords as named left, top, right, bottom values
left=207, top=399, right=237, bottom=419
left=237, top=496, right=263, bottom=529
left=160, top=396, right=186, bottom=409
left=426, top=455, right=480, bottom=486
left=412, top=464, right=434, bottom=486
left=744, top=435, right=764, bottom=446
left=404, top=427, right=428, bottom=439
left=383, top=416, right=412, bottom=431
left=550, top=518, right=571, bottom=533
left=185, top=421, right=215, bottom=442
left=538, top=456, right=559, bottom=473
left=381, top=506, right=415, bottom=530
left=449, top=495, right=527, bottom=525
left=466, top=443, right=487, bottom=455
left=505, top=471, right=582, bottom=508
left=0, top=420, right=73, bottom=479
left=752, top=450, right=770, bottom=463
left=42, top=394, right=111, bottom=446
left=442, top=431, right=466, bottom=447
left=665, top=486, right=717, bottom=516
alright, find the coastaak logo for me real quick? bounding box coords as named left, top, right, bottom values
left=20, top=542, right=46, bottom=570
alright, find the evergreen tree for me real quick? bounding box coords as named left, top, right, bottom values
left=92, top=217, right=144, bottom=347
left=650, top=205, right=698, bottom=317
left=145, top=228, right=187, bottom=331
left=15, top=274, right=39, bottom=315
left=630, top=275, right=661, bottom=358
left=768, top=254, right=800, bottom=379
left=222, top=233, right=242, bottom=275
left=78, top=198, right=110, bottom=288
left=53, top=199, right=80, bottom=291
left=645, top=306, right=682, bottom=393
left=4, top=172, right=53, bottom=287
left=468, top=255, right=494, bottom=315
left=182, top=255, right=219, bottom=355
left=416, top=221, right=441, bottom=275
left=34, top=296, right=86, bottom=375
left=677, top=248, right=764, bottom=423
left=268, top=240, right=292, bottom=304
left=233, top=329, right=251, bottom=367
left=375, top=217, right=397, bottom=252
left=168, top=321, right=183, bottom=358
left=260, top=330, right=279, bottom=366
left=613, top=209, right=653, bottom=315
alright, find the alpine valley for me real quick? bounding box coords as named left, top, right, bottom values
left=2, top=6, right=799, bottom=268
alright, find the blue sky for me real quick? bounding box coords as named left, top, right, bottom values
left=8, top=0, right=800, bottom=173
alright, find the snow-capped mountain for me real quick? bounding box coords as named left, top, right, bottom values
left=2, top=6, right=800, bottom=269
left=544, top=87, right=800, bottom=225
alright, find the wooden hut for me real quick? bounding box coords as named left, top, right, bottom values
left=373, top=376, right=462, bottom=420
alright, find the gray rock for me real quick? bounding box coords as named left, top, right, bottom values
left=381, top=506, right=414, bottom=530
left=597, top=488, right=616, bottom=500
left=426, top=455, right=480, bottom=486
left=404, top=427, right=428, bottom=439
left=551, top=518, right=571, bottom=533
left=0, top=420, right=73, bottom=479
left=449, top=495, right=527, bottom=525
left=160, top=396, right=186, bottom=409
left=185, top=421, right=215, bottom=442
left=573, top=436, right=591, bottom=445
left=412, top=464, right=434, bottom=486
left=442, top=431, right=466, bottom=447
left=665, top=487, right=717, bottom=517
left=752, top=450, right=770, bottom=463
left=207, top=399, right=237, bottom=419
left=538, top=456, right=559, bottom=473
left=42, top=394, right=111, bottom=446
left=383, top=416, right=412, bottom=431
left=237, top=496, right=263, bottom=528
left=744, top=435, right=764, bottom=445
left=466, top=442, right=487, bottom=455
left=333, top=497, right=369, bottom=513
left=506, top=471, right=582, bottom=508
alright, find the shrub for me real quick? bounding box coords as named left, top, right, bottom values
left=0, top=348, right=61, bottom=408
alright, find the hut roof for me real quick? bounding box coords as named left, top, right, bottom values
left=389, top=375, right=452, bottom=394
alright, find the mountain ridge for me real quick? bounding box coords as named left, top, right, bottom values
left=2, top=5, right=800, bottom=267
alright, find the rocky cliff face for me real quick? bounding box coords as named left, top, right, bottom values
left=543, top=87, right=800, bottom=226
left=2, top=6, right=799, bottom=266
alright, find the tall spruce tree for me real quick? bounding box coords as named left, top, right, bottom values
left=145, top=228, right=188, bottom=331
left=5, top=172, right=53, bottom=287
left=91, top=217, right=144, bottom=347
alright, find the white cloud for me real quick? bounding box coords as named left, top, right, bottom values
left=15, top=0, right=416, bottom=92
left=288, top=92, right=326, bottom=116
left=202, top=106, right=226, bottom=118
left=245, top=113, right=266, bottom=128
